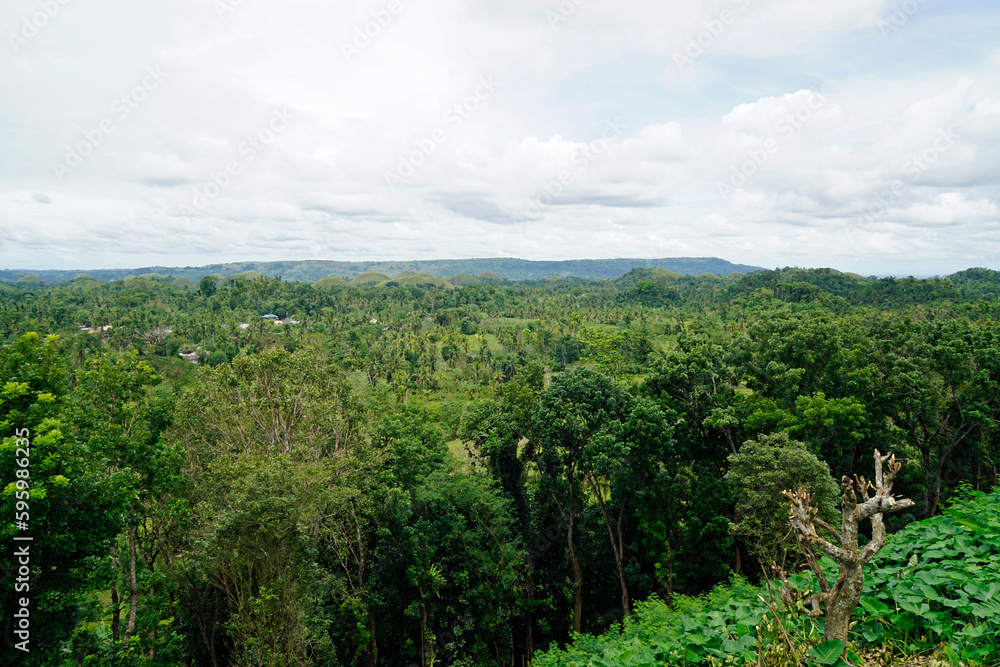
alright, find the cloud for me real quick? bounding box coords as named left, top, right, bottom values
left=131, top=152, right=202, bottom=187
left=440, top=197, right=511, bottom=224
left=0, top=0, right=998, bottom=274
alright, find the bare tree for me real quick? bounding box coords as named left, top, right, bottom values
left=138, top=326, right=171, bottom=346
left=781, top=450, right=914, bottom=646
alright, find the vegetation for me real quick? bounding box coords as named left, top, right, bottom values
left=0, top=257, right=763, bottom=284
left=1, top=264, right=999, bottom=665
left=535, top=485, right=1000, bottom=666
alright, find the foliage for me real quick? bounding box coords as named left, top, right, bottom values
left=2, top=266, right=999, bottom=665
left=535, top=487, right=1000, bottom=666
left=727, top=432, right=841, bottom=569
left=0, top=335, right=133, bottom=664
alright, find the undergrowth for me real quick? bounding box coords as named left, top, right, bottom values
left=533, top=486, right=1000, bottom=666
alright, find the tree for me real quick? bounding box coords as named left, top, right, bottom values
left=166, top=345, right=372, bottom=666
left=781, top=451, right=915, bottom=647
left=71, top=350, right=184, bottom=659
left=899, top=320, right=1000, bottom=515
left=0, top=334, right=133, bottom=663
left=461, top=366, right=542, bottom=660
left=644, top=333, right=743, bottom=459
left=726, top=432, right=840, bottom=571
left=533, top=367, right=631, bottom=631
left=366, top=407, right=524, bottom=667
left=742, top=391, right=868, bottom=480
left=733, top=309, right=846, bottom=409
left=637, top=459, right=733, bottom=601
left=388, top=465, right=522, bottom=667
left=198, top=276, right=218, bottom=298
left=0, top=332, right=66, bottom=436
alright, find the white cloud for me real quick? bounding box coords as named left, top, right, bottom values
left=1, top=0, right=998, bottom=274
left=905, top=192, right=998, bottom=226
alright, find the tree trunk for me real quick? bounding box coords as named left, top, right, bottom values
left=190, top=587, right=221, bottom=667
left=418, top=583, right=429, bottom=666
left=823, top=562, right=865, bottom=643
left=206, top=591, right=221, bottom=667
left=784, top=451, right=915, bottom=654
left=524, top=557, right=535, bottom=664
left=111, top=576, right=121, bottom=643
left=567, top=509, right=583, bottom=634
left=110, top=547, right=123, bottom=642
left=147, top=585, right=157, bottom=661
left=587, top=473, right=630, bottom=618
left=367, top=614, right=378, bottom=667
left=125, top=525, right=139, bottom=641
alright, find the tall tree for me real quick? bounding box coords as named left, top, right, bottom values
left=726, top=432, right=841, bottom=571
left=1, top=334, right=132, bottom=663
left=166, top=345, right=372, bottom=666
left=533, top=367, right=631, bottom=631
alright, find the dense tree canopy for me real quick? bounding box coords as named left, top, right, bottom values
left=2, top=266, right=999, bottom=665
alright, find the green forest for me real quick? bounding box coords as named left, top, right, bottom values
left=2, top=265, right=1000, bottom=666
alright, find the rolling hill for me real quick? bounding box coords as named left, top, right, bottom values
left=0, top=257, right=764, bottom=284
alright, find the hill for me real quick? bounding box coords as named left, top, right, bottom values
left=0, top=257, right=764, bottom=284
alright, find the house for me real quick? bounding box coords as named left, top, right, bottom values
left=179, top=351, right=201, bottom=364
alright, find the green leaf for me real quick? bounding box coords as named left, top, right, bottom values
left=684, top=648, right=705, bottom=663
left=971, top=596, right=1000, bottom=619
left=808, top=640, right=845, bottom=665
left=722, top=635, right=756, bottom=653
left=858, top=596, right=891, bottom=616
left=860, top=622, right=884, bottom=643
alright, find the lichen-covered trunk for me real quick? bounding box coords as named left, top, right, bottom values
left=824, top=562, right=865, bottom=644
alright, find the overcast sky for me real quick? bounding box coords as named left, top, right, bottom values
left=1, top=0, right=998, bottom=275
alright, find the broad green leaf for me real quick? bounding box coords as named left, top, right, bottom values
left=722, top=635, right=756, bottom=653
left=860, top=623, right=884, bottom=643
left=859, top=597, right=891, bottom=616
left=808, top=640, right=845, bottom=665
left=684, top=648, right=704, bottom=663
left=971, top=596, right=1000, bottom=619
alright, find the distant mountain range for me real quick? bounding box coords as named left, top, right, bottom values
left=0, top=257, right=765, bottom=284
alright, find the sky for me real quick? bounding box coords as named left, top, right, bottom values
left=1, top=0, right=999, bottom=276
